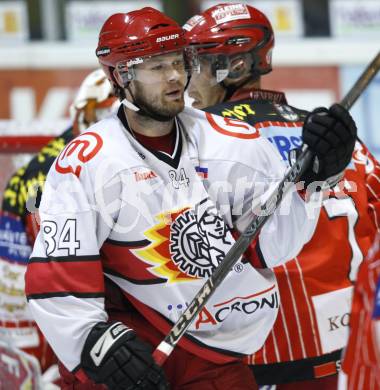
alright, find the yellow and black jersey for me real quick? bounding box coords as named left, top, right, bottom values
left=204, top=90, right=308, bottom=163
left=2, top=127, right=74, bottom=222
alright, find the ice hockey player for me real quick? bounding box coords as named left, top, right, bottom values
left=185, top=2, right=379, bottom=389
left=0, top=69, right=116, bottom=386
left=25, top=7, right=357, bottom=390
left=340, top=232, right=380, bottom=390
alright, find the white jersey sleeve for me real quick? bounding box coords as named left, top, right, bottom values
left=233, top=138, right=320, bottom=267
left=183, top=108, right=321, bottom=268
left=25, top=129, right=121, bottom=371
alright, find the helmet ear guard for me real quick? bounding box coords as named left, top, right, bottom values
left=112, top=67, right=127, bottom=89
left=113, top=63, right=135, bottom=89
left=211, top=55, right=229, bottom=83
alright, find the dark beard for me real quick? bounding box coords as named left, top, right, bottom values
left=132, top=88, right=184, bottom=122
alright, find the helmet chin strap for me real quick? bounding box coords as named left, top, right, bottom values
left=121, top=98, right=139, bottom=112
left=122, top=86, right=175, bottom=123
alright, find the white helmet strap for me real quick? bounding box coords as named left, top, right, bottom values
left=121, top=98, right=139, bottom=112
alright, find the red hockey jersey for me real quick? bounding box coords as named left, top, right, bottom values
left=204, top=91, right=380, bottom=383
left=342, top=233, right=380, bottom=390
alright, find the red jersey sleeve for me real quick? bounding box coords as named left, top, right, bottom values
left=354, top=141, right=380, bottom=231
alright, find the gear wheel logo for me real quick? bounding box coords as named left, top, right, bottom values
left=170, top=202, right=231, bottom=278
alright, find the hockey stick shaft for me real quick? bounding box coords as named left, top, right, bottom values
left=340, top=51, right=380, bottom=110
left=152, top=50, right=380, bottom=365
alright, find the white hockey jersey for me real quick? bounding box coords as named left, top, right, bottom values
left=25, top=106, right=320, bottom=372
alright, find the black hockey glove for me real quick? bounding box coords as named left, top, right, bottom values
left=81, top=322, right=169, bottom=390
left=298, top=103, right=357, bottom=187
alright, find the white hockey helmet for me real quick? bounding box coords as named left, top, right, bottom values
left=70, top=69, right=118, bottom=135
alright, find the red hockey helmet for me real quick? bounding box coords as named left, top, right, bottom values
left=184, top=3, right=274, bottom=77
left=96, top=7, right=194, bottom=87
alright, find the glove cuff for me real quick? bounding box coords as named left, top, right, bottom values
left=289, top=148, right=344, bottom=190
left=81, top=322, right=135, bottom=384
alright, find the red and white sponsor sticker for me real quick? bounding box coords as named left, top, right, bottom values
left=211, top=4, right=250, bottom=25
left=205, top=112, right=260, bottom=139
left=183, top=15, right=204, bottom=31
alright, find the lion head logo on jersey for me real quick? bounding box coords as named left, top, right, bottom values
left=134, top=199, right=232, bottom=282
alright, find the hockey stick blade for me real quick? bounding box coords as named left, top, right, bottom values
left=152, top=50, right=380, bottom=366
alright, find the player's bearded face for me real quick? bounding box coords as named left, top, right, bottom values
left=188, top=56, right=226, bottom=110
left=130, top=51, right=187, bottom=119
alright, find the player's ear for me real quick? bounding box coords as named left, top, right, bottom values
left=230, top=57, right=246, bottom=77
left=225, top=54, right=252, bottom=85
